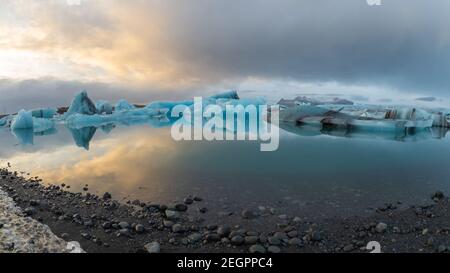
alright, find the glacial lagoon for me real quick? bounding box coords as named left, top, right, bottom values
left=1, top=122, right=450, bottom=221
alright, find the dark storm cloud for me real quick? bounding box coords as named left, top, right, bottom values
left=156, top=0, right=450, bottom=94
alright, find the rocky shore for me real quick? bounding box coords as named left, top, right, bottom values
left=1, top=167, right=450, bottom=253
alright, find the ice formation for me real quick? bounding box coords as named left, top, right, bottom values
left=278, top=96, right=450, bottom=132
left=65, top=91, right=97, bottom=116
left=95, top=100, right=113, bottom=114
left=30, top=108, right=57, bottom=119
left=11, top=110, right=34, bottom=130
left=115, top=99, right=135, bottom=111
left=0, top=115, right=9, bottom=127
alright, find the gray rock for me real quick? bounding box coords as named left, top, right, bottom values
left=163, top=220, right=174, bottom=228
left=183, top=197, right=193, bottom=205
left=188, top=233, right=202, bottom=243
left=206, top=234, right=221, bottom=242
left=375, top=222, right=388, bottom=233
left=118, top=221, right=130, bottom=229
left=175, top=203, right=188, bottom=212
left=273, top=231, right=288, bottom=240
left=249, top=244, right=266, bottom=253
left=288, top=238, right=303, bottom=246
left=231, top=235, right=245, bottom=245
left=172, top=224, right=183, bottom=233
left=144, top=241, right=160, bottom=253
left=217, top=225, right=231, bottom=237
left=24, top=207, right=36, bottom=216
left=268, top=236, right=281, bottom=246
left=267, top=246, right=281, bottom=253
left=103, top=192, right=112, bottom=200
left=343, top=244, right=354, bottom=252
left=165, top=210, right=180, bottom=220
left=245, top=236, right=259, bottom=245
left=135, top=224, right=145, bottom=233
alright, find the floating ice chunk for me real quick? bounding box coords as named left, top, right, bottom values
left=66, top=91, right=97, bottom=116
left=11, top=110, right=34, bottom=130
left=95, top=100, right=113, bottom=114
left=0, top=115, right=9, bottom=127
left=115, top=99, right=135, bottom=111
left=30, top=108, right=57, bottom=119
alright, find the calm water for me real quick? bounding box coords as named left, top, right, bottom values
left=1, top=122, right=450, bottom=219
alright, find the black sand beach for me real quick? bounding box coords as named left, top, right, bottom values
left=1, top=167, right=450, bottom=253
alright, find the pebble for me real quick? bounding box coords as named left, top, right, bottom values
left=102, top=222, right=112, bottom=229
left=267, top=246, right=281, bottom=253
left=375, top=222, right=388, bottom=233
left=135, top=224, right=145, bottom=233
left=249, top=244, right=266, bottom=253
left=144, top=242, right=161, bottom=253
left=193, top=196, right=203, bottom=202
left=217, top=225, right=231, bottom=237
left=175, top=203, right=188, bottom=212
left=103, top=192, right=112, bottom=200
left=183, top=197, right=193, bottom=205
left=118, top=221, right=130, bottom=229
left=172, top=224, right=183, bottom=233
left=288, top=238, right=303, bottom=246
left=245, top=236, right=259, bottom=245
left=268, top=236, right=281, bottom=246
left=206, top=234, right=221, bottom=242
left=165, top=210, right=180, bottom=220
left=24, top=207, right=36, bottom=216
left=231, top=235, right=245, bottom=245
left=188, top=233, right=202, bottom=243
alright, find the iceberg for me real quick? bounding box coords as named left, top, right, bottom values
left=0, top=115, right=9, bottom=127
left=65, top=91, right=97, bottom=116
left=115, top=99, right=135, bottom=112
left=95, top=100, right=113, bottom=114
left=30, top=108, right=57, bottom=119
left=11, top=110, right=34, bottom=130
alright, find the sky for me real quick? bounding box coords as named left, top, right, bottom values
left=1, top=0, right=450, bottom=112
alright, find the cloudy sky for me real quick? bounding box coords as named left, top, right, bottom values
left=1, top=0, right=450, bottom=112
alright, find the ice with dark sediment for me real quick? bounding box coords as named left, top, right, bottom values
left=278, top=96, right=450, bottom=130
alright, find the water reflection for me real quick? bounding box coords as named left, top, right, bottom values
left=2, top=120, right=450, bottom=219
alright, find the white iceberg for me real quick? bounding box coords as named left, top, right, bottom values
left=115, top=99, right=135, bottom=112
left=11, top=110, right=34, bottom=130
left=95, top=100, right=113, bottom=114
left=65, top=90, right=97, bottom=116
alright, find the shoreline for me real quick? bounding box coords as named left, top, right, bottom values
left=1, top=168, right=450, bottom=253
